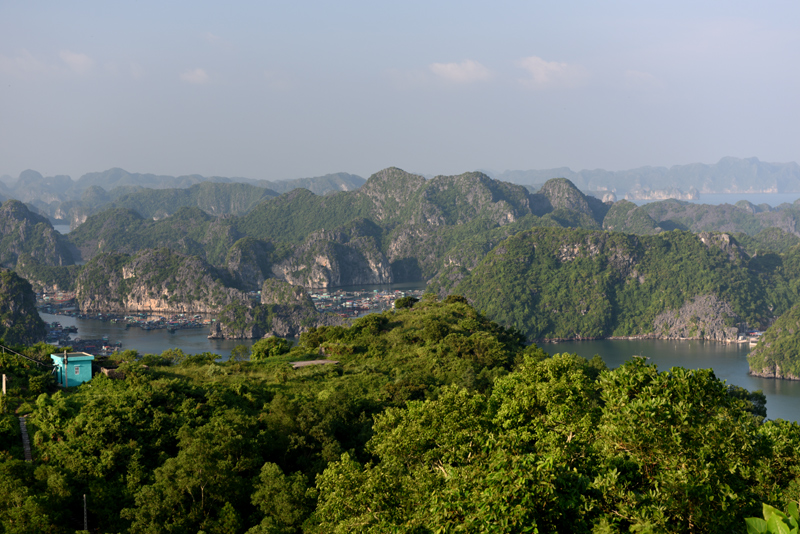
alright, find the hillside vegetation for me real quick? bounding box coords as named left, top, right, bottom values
left=13, top=168, right=800, bottom=344
left=0, top=269, right=46, bottom=344
left=0, top=298, right=797, bottom=532
left=1, top=168, right=364, bottom=226
left=433, top=227, right=800, bottom=340
left=748, top=304, right=800, bottom=379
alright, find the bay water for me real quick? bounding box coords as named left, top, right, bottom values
left=40, top=312, right=257, bottom=361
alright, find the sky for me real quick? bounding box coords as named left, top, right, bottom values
left=1, top=1, right=798, bottom=181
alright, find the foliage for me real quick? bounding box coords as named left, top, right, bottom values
left=393, top=296, right=418, bottom=309
left=251, top=337, right=291, bottom=361
left=445, top=227, right=798, bottom=340
left=14, top=254, right=81, bottom=291
left=314, top=355, right=792, bottom=533
left=0, top=269, right=46, bottom=345
left=748, top=303, right=800, bottom=378
left=68, top=207, right=240, bottom=265
left=736, top=228, right=800, bottom=256
left=746, top=503, right=800, bottom=534
left=1, top=300, right=800, bottom=532
left=602, top=199, right=660, bottom=234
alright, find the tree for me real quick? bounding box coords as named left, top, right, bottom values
left=251, top=337, right=290, bottom=361
left=230, top=344, right=251, bottom=362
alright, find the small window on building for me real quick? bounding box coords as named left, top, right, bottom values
left=74, top=366, right=80, bottom=375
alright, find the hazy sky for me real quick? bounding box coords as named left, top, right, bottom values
left=1, top=1, right=798, bottom=181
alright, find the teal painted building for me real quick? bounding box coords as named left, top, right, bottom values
left=50, top=352, right=94, bottom=387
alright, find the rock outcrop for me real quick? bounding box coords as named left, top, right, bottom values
left=0, top=269, right=46, bottom=345
left=75, top=248, right=249, bottom=314
left=225, top=237, right=273, bottom=291
left=209, top=278, right=346, bottom=339
left=653, top=295, right=742, bottom=342
left=0, top=200, right=76, bottom=268
left=273, top=219, right=392, bottom=288
left=535, top=178, right=610, bottom=224
left=623, top=187, right=699, bottom=201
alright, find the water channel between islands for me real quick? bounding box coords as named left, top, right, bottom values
left=39, top=312, right=800, bottom=423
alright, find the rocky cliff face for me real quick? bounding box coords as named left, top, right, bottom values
left=209, top=278, right=346, bottom=339
left=261, top=278, right=316, bottom=307
left=384, top=224, right=444, bottom=282
left=75, top=249, right=249, bottom=314
left=225, top=237, right=273, bottom=291
left=697, top=232, right=747, bottom=263
left=358, top=167, right=428, bottom=223
left=273, top=219, right=392, bottom=289
left=535, top=178, right=609, bottom=223
left=653, top=295, right=742, bottom=342
left=208, top=302, right=346, bottom=339
left=0, top=200, right=76, bottom=268
left=623, top=187, right=699, bottom=201
left=0, top=269, right=46, bottom=345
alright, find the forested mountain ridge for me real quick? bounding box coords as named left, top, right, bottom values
left=13, top=167, right=800, bottom=345
left=494, top=156, right=800, bottom=194
left=432, top=227, right=800, bottom=341
left=58, top=169, right=592, bottom=287
left=2, top=168, right=365, bottom=225
left=0, top=200, right=76, bottom=268
left=87, top=182, right=279, bottom=225
left=67, top=207, right=243, bottom=265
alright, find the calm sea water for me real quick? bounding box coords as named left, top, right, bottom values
left=545, top=339, right=800, bottom=422
left=40, top=312, right=256, bottom=361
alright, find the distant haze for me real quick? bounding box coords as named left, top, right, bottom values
left=1, top=2, right=798, bottom=180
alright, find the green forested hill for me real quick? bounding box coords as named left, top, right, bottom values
left=602, top=199, right=661, bottom=234
left=56, top=171, right=606, bottom=293
left=68, top=207, right=241, bottom=265
left=237, top=188, right=374, bottom=243
left=0, top=269, right=45, bottom=344
left=0, top=200, right=76, bottom=268
left=434, top=227, right=797, bottom=340
left=748, top=303, right=800, bottom=379
left=0, top=297, right=798, bottom=532
left=640, top=198, right=800, bottom=235
left=109, top=182, right=279, bottom=219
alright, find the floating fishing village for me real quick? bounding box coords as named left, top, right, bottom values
left=35, top=287, right=426, bottom=355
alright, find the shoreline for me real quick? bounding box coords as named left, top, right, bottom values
left=533, top=334, right=750, bottom=344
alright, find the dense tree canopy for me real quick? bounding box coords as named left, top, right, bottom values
left=0, top=298, right=798, bottom=533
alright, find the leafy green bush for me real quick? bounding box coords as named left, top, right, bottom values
left=393, top=296, right=418, bottom=309
left=251, top=337, right=290, bottom=361
left=747, top=503, right=800, bottom=533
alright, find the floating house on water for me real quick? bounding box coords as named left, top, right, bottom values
left=50, top=351, right=94, bottom=387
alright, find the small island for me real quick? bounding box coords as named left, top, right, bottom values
left=748, top=303, right=800, bottom=380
